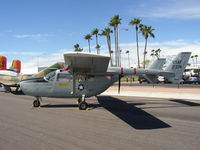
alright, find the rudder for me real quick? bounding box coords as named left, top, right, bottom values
left=164, top=52, right=191, bottom=83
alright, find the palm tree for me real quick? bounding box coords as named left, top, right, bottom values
left=109, top=14, right=121, bottom=67
left=119, top=49, right=122, bottom=67
left=126, top=50, right=130, bottom=67
left=110, top=50, right=114, bottom=64
left=151, top=48, right=161, bottom=59
left=194, top=55, right=198, bottom=67
left=151, top=49, right=155, bottom=59
left=74, top=44, right=83, bottom=52
left=155, top=48, right=161, bottom=59
left=140, top=25, right=155, bottom=68
left=100, top=27, right=113, bottom=66
left=191, top=55, right=195, bottom=66
left=129, top=18, right=141, bottom=68
left=95, top=44, right=101, bottom=54
left=91, top=28, right=100, bottom=54
left=84, top=34, right=92, bottom=53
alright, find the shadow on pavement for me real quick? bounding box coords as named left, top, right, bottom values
left=97, top=96, right=171, bottom=130
left=39, top=96, right=172, bottom=130
left=170, top=99, right=200, bottom=106
left=11, top=90, right=25, bottom=95
left=41, top=104, right=78, bottom=108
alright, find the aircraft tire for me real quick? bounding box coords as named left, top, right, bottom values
left=33, top=100, right=40, bottom=107
left=78, top=102, right=88, bottom=110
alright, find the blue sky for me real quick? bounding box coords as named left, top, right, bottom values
left=0, top=0, right=200, bottom=73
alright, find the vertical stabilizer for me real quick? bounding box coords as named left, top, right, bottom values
left=164, top=52, right=191, bottom=83
left=11, top=60, right=21, bottom=73
left=0, top=56, right=7, bottom=70
left=148, top=58, right=166, bottom=70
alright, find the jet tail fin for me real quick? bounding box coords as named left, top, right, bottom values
left=10, top=60, right=21, bottom=73
left=148, top=58, right=166, bottom=70
left=0, top=56, right=7, bottom=70
left=164, top=52, right=191, bottom=83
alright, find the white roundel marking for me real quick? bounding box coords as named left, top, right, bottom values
left=78, top=84, right=84, bottom=91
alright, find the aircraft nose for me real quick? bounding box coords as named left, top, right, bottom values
left=19, top=81, right=29, bottom=94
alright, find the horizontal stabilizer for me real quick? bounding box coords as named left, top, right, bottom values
left=142, top=74, right=160, bottom=83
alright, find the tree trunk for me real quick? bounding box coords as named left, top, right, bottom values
left=96, top=34, right=99, bottom=54
left=114, top=27, right=118, bottom=67
left=143, top=38, right=148, bottom=69
left=116, top=26, right=120, bottom=67
left=88, top=40, right=91, bottom=53
left=128, top=53, right=130, bottom=67
left=196, top=58, right=198, bottom=67
left=136, top=27, right=140, bottom=68
left=107, top=35, right=113, bottom=66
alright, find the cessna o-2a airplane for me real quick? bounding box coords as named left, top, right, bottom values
left=19, top=52, right=191, bottom=110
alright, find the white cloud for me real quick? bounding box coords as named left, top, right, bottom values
left=0, top=51, right=45, bottom=56
left=14, top=33, right=54, bottom=41
left=21, top=49, right=70, bottom=74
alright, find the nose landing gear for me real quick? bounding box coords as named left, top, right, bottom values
left=33, top=97, right=41, bottom=107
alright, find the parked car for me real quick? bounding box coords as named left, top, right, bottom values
left=138, top=75, right=163, bottom=84
left=138, top=75, right=150, bottom=84
left=182, top=75, right=200, bottom=84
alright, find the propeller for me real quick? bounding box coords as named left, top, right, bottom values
left=118, top=67, right=124, bottom=94
left=118, top=75, right=121, bottom=94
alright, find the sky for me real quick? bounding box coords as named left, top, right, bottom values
left=0, top=0, right=200, bottom=73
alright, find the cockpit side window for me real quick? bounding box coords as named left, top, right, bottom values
left=57, top=73, right=72, bottom=82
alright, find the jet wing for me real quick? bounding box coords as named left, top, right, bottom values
left=64, top=53, right=110, bottom=74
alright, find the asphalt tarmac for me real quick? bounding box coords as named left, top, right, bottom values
left=0, top=92, right=200, bottom=150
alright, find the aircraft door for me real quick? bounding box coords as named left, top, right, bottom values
left=73, top=74, right=87, bottom=96
left=53, top=73, right=73, bottom=97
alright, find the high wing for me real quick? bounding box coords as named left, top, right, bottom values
left=64, top=52, right=110, bottom=74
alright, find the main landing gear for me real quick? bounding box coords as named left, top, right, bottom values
left=33, top=97, right=41, bottom=107
left=77, top=95, right=88, bottom=110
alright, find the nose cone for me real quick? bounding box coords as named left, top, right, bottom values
left=19, top=81, right=29, bottom=95
left=20, top=77, right=45, bottom=95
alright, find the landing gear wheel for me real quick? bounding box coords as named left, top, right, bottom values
left=78, top=102, right=88, bottom=110
left=33, top=100, right=40, bottom=107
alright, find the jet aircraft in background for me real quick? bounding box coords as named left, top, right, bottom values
left=19, top=52, right=191, bottom=110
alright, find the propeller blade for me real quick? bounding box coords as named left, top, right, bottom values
left=118, top=75, right=121, bottom=94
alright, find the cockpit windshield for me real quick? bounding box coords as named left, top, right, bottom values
left=44, top=70, right=56, bottom=81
